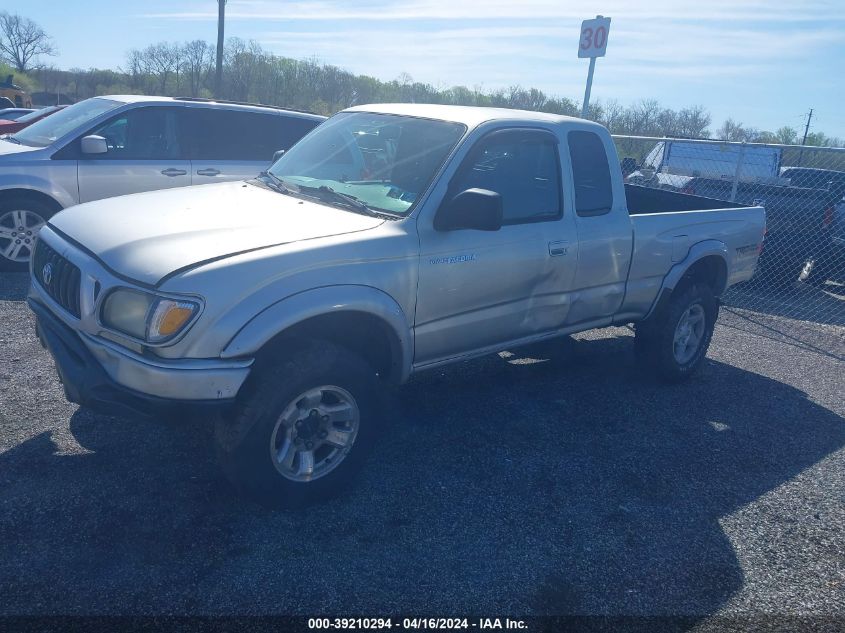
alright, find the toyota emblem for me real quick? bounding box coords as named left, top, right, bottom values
left=42, top=263, right=53, bottom=286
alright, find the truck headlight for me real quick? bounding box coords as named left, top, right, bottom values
left=101, top=289, right=201, bottom=344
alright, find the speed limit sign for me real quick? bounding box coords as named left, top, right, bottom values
left=578, top=16, right=611, bottom=58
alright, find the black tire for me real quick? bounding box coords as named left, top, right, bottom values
left=0, top=197, right=57, bottom=272
left=635, top=282, right=718, bottom=382
left=214, top=339, right=382, bottom=508
left=800, top=248, right=844, bottom=286
left=758, top=254, right=806, bottom=288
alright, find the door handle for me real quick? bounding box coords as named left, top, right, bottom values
left=548, top=240, right=569, bottom=257
left=161, top=168, right=187, bottom=177
left=196, top=168, right=221, bottom=177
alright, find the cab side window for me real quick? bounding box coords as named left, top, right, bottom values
left=89, top=107, right=182, bottom=160
left=567, top=131, right=613, bottom=216
left=452, top=130, right=562, bottom=225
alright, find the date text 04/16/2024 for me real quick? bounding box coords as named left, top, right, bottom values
left=307, top=618, right=528, bottom=630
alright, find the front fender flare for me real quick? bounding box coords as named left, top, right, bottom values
left=221, top=285, right=413, bottom=382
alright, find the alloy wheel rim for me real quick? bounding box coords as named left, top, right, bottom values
left=0, top=209, right=45, bottom=263
left=672, top=303, right=706, bottom=364
left=269, top=385, right=360, bottom=482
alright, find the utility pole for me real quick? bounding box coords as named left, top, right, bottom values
left=798, top=108, right=813, bottom=167
left=215, top=0, right=226, bottom=97
left=801, top=108, right=814, bottom=145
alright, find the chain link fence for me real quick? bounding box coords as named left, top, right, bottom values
left=613, top=135, right=845, bottom=331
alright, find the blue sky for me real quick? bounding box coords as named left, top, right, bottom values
left=4, top=0, right=845, bottom=137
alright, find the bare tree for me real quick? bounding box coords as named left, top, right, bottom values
left=775, top=126, right=798, bottom=145
left=0, top=12, right=56, bottom=72
left=675, top=106, right=711, bottom=139
left=623, top=99, right=662, bottom=136
left=182, top=40, right=214, bottom=97
left=125, top=48, right=145, bottom=90
left=599, top=99, right=624, bottom=132
left=138, top=42, right=181, bottom=94
left=716, top=118, right=747, bottom=142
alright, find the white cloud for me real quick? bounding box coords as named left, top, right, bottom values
left=251, top=19, right=844, bottom=88
left=141, top=0, right=845, bottom=22
left=139, top=0, right=845, bottom=85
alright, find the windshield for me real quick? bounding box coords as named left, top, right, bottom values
left=12, top=98, right=121, bottom=147
left=268, top=112, right=465, bottom=215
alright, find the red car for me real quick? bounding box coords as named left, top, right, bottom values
left=0, top=105, right=66, bottom=135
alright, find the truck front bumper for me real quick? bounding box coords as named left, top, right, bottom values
left=29, top=298, right=251, bottom=420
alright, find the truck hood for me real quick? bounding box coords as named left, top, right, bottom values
left=49, top=181, right=385, bottom=285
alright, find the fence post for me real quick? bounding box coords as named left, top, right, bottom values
left=730, top=142, right=747, bottom=202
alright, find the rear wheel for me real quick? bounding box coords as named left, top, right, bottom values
left=759, top=253, right=806, bottom=287
left=0, top=198, right=56, bottom=272
left=214, top=339, right=381, bottom=508
left=636, top=282, right=718, bottom=382
left=800, top=247, right=844, bottom=286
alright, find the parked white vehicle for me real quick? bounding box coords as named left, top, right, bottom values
left=0, top=95, right=324, bottom=270
left=629, top=139, right=788, bottom=192
left=644, top=139, right=783, bottom=181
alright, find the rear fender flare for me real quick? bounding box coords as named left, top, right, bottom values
left=644, top=240, right=728, bottom=320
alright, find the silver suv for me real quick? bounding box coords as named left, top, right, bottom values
left=0, top=95, right=324, bottom=271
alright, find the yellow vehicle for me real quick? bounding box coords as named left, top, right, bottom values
left=0, top=75, right=32, bottom=108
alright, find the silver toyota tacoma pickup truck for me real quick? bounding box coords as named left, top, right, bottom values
left=28, top=104, right=766, bottom=506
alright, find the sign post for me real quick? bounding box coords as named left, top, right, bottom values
left=578, top=15, right=611, bottom=118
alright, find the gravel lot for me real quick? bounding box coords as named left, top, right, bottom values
left=1, top=271, right=843, bottom=628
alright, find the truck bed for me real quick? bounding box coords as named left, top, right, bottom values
left=618, top=184, right=767, bottom=317
left=625, top=183, right=748, bottom=215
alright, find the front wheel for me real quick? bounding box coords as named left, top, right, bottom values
left=635, top=283, right=718, bottom=382
left=0, top=199, right=56, bottom=272
left=214, top=340, right=381, bottom=508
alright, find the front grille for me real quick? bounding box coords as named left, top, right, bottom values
left=32, top=239, right=82, bottom=318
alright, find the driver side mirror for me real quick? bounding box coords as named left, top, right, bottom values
left=434, top=188, right=503, bottom=232
left=271, top=149, right=286, bottom=163
left=80, top=135, right=108, bottom=155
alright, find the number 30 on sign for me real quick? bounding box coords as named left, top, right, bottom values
left=578, top=16, right=611, bottom=58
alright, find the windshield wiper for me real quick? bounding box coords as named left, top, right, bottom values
left=317, top=186, right=372, bottom=213
left=1, top=135, right=21, bottom=144
left=296, top=184, right=389, bottom=218
left=256, top=171, right=290, bottom=195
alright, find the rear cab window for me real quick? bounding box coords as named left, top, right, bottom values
left=567, top=130, right=613, bottom=216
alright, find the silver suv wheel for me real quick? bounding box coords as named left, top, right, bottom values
left=269, top=385, right=360, bottom=482
left=0, top=209, right=46, bottom=264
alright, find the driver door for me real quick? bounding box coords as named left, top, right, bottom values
left=414, top=128, right=578, bottom=366
left=77, top=106, right=191, bottom=203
